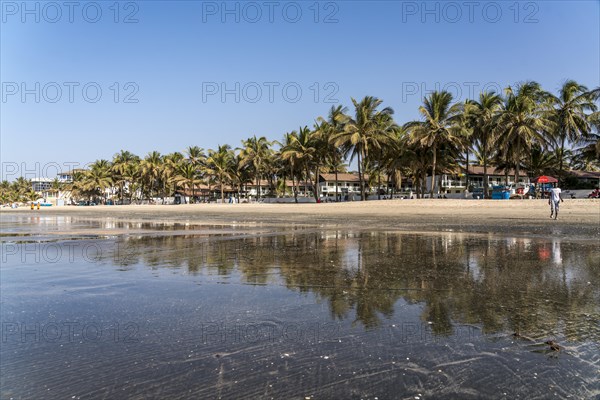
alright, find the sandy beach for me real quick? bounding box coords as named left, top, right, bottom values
left=4, top=199, right=599, bottom=237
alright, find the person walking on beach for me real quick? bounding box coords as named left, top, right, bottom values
left=549, top=185, right=564, bottom=220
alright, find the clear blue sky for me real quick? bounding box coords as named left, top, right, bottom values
left=1, top=0, right=599, bottom=178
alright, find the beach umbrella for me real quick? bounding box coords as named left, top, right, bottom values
left=532, top=176, right=558, bottom=199
left=532, top=176, right=558, bottom=184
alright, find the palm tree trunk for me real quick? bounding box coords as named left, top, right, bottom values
left=483, top=149, right=490, bottom=199
left=220, top=174, right=224, bottom=203
left=559, top=135, right=566, bottom=185
left=291, top=164, right=298, bottom=203
left=305, top=165, right=311, bottom=198
left=313, top=166, right=320, bottom=201
left=334, top=169, right=339, bottom=202
left=358, top=151, right=365, bottom=201
left=465, top=150, right=469, bottom=190
left=483, top=136, right=489, bottom=198
left=514, top=142, right=521, bottom=187
left=431, top=143, right=437, bottom=198
left=256, top=175, right=260, bottom=201
left=377, top=155, right=382, bottom=200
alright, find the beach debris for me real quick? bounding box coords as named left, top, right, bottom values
left=545, top=340, right=560, bottom=352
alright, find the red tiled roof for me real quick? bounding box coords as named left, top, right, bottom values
left=319, top=173, right=367, bottom=182
left=567, top=170, right=600, bottom=179
left=466, top=166, right=528, bottom=177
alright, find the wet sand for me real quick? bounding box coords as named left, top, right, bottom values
left=5, top=199, right=600, bottom=237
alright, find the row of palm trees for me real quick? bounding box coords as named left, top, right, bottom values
left=0, top=177, right=42, bottom=204
left=4, top=80, right=598, bottom=205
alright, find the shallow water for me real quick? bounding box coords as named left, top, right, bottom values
left=1, top=216, right=599, bottom=399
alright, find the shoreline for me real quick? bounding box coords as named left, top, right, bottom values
left=3, top=199, right=599, bottom=238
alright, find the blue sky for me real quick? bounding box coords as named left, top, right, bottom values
left=1, top=0, right=599, bottom=178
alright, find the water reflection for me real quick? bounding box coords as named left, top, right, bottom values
left=3, top=225, right=600, bottom=399
left=101, top=231, right=600, bottom=340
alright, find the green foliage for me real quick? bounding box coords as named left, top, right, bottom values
left=5, top=82, right=598, bottom=204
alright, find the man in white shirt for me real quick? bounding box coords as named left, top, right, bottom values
left=549, top=186, right=564, bottom=220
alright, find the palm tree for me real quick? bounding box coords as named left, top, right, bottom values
left=206, top=144, right=235, bottom=202
left=371, top=112, right=401, bottom=199
left=230, top=152, right=251, bottom=202
left=174, top=163, right=202, bottom=203
left=573, top=110, right=600, bottom=170
left=317, top=105, right=348, bottom=202
left=280, top=131, right=303, bottom=203
left=163, top=152, right=184, bottom=202
left=381, top=127, right=415, bottom=197
left=333, top=96, right=395, bottom=200
left=405, top=91, right=462, bottom=197
left=50, top=177, right=62, bottom=199
left=547, top=80, right=597, bottom=183
left=141, top=151, right=163, bottom=202
left=185, top=146, right=206, bottom=167
left=494, top=82, right=553, bottom=185
left=295, top=126, right=319, bottom=199
left=83, top=160, right=113, bottom=203
left=465, top=91, right=503, bottom=197
left=525, top=145, right=559, bottom=177
left=112, top=150, right=139, bottom=204
left=239, top=135, right=273, bottom=200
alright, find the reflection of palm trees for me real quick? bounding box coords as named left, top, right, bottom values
left=102, top=229, right=599, bottom=338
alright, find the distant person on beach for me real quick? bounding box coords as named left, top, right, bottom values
left=549, top=185, right=564, bottom=220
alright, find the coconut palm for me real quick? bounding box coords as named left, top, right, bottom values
left=299, top=125, right=323, bottom=200
left=173, top=163, right=202, bottom=203
left=230, top=152, right=252, bottom=202
left=141, top=151, right=163, bottom=202
left=333, top=96, right=395, bottom=200
left=405, top=91, right=462, bottom=197
left=185, top=146, right=206, bottom=167
left=494, top=82, right=553, bottom=185
left=370, top=112, right=401, bottom=199
left=82, top=160, right=113, bottom=203
left=206, top=144, right=235, bottom=202
left=547, top=80, right=597, bottom=182
left=50, top=177, right=63, bottom=199
left=317, top=105, right=348, bottom=201
left=239, top=135, right=273, bottom=200
left=380, top=127, right=411, bottom=197
left=573, top=110, right=600, bottom=170
left=280, top=131, right=304, bottom=202
left=465, top=91, right=504, bottom=197
left=112, top=150, right=139, bottom=204
left=163, top=152, right=184, bottom=202
left=525, top=145, right=559, bottom=177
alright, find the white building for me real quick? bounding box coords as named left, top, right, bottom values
left=427, top=166, right=531, bottom=195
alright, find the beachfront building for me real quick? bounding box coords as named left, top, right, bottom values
left=318, top=173, right=408, bottom=200
left=56, top=169, right=86, bottom=183
left=566, top=170, right=600, bottom=188
left=427, top=166, right=531, bottom=195
left=318, top=173, right=363, bottom=200
left=31, top=177, right=54, bottom=196
left=244, top=180, right=313, bottom=198
left=31, top=172, right=76, bottom=204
